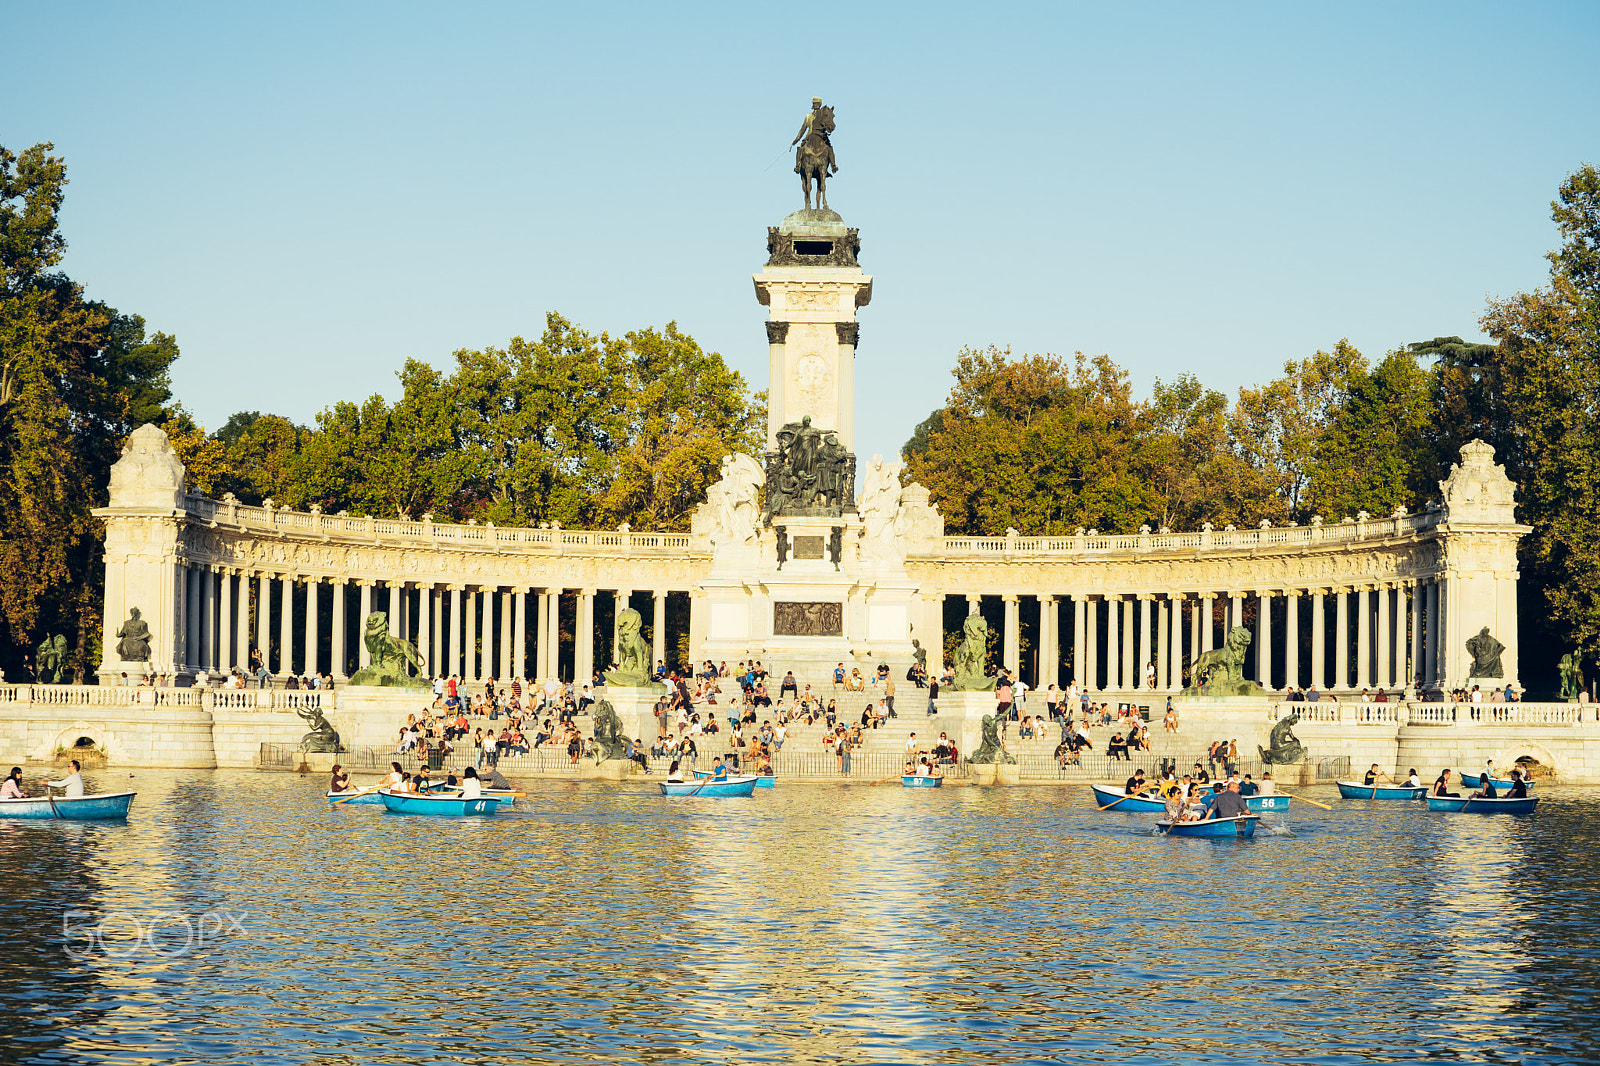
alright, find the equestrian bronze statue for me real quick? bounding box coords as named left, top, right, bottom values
left=792, top=97, right=838, bottom=211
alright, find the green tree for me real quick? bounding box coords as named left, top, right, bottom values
left=1305, top=350, right=1435, bottom=520
left=1143, top=373, right=1280, bottom=530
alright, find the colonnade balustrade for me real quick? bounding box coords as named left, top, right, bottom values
left=168, top=566, right=685, bottom=685
left=951, top=582, right=1450, bottom=696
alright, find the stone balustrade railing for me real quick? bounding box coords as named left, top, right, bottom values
left=183, top=494, right=694, bottom=554
left=937, top=511, right=1438, bottom=558
left=0, top=684, right=333, bottom=712
left=1281, top=701, right=1589, bottom=726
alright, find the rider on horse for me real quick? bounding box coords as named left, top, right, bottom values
left=793, top=97, right=837, bottom=175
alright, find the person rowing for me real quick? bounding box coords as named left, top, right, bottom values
left=1506, top=769, right=1529, bottom=798
left=329, top=764, right=352, bottom=793
left=666, top=759, right=685, bottom=783
left=1, top=766, right=27, bottom=800
left=1125, top=768, right=1148, bottom=796
left=460, top=766, right=482, bottom=799
left=1432, top=769, right=1459, bottom=798
left=1208, top=780, right=1249, bottom=820
left=46, top=759, right=85, bottom=798
left=1362, top=763, right=1393, bottom=786
left=709, top=758, right=731, bottom=781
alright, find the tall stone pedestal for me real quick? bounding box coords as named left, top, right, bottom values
left=938, top=690, right=1003, bottom=763
left=600, top=685, right=664, bottom=746
left=329, top=686, right=436, bottom=749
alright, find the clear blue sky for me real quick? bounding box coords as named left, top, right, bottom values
left=5, top=1, right=1598, bottom=468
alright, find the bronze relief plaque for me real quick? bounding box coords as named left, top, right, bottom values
left=773, top=601, right=843, bottom=637
left=793, top=536, right=825, bottom=560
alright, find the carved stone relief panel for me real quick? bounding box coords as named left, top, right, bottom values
left=773, top=601, right=843, bottom=637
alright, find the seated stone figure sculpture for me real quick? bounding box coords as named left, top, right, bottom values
left=952, top=615, right=999, bottom=692
left=349, top=612, right=427, bottom=688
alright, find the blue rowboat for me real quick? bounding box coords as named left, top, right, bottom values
left=1245, top=794, right=1291, bottom=813
left=327, top=789, right=383, bottom=805
left=428, top=784, right=519, bottom=804
left=1336, top=780, right=1427, bottom=800
left=379, top=789, right=500, bottom=816
left=1158, top=815, right=1259, bottom=838
left=1089, top=784, right=1167, bottom=812
left=0, top=792, right=136, bottom=821
left=694, top=771, right=776, bottom=788
left=1427, top=795, right=1539, bottom=815
left=1459, top=773, right=1524, bottom=791
left=902, top=774, right=944, bottom=788
left=660, top=775, right=758, bottom=797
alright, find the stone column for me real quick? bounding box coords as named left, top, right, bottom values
left=1433, top=576, right=1446, bottom=685
left=1284, top=590, right=1300, bottom=691
left=1085, top=597, right=1099, bottom=691
left=303, top=578, right=319, bottom=677
left=652, top=590, right=668, bottom=671
left=688, top=589, right=706, bottom=676
left=514, top=589, right=528, bottom=679
left=1156, top=597, right=1169, bottom=691
left=1393, top=583, right=1408, bottom=690
left=198, top=569, right=214, bottom=671
left=498, top=590, right=512, bottom=680
left=550, top=588, right=565, bottom=682
left=1168, top=594, right=1183, bottom=693
left=358, top=581, right=373, bottom=669
left=1409, top=582, right=1424, bottom=691
left=1038, top=595, right=1056, bottom=690
left=579, top=588, right=598, bottom=684
left=389, top=585, right=403, bottom=641
left=416, top=585, right=431, bottom=676
left=1072, top=595, right=1087, bottom=688
left=218, top=570, right=234, bottom=670
left=1334, top=587, right=1350, bottom=690
left=1256, top=591, right=1273, bottom=689
left=278, top=574, right=295, bottom=676
left=1356, top=585, right=1372, bottom=690
left=1001, top=594, right=1020, bottom=678
left=1310, top=589, right=1326, bottom=690
left=182, top=566, right=197, bottom=671
left=535, top=591, right=551, bottom=680
left=256, top=573, right=271, bottom=667
left=1189, top=595, right=1201, bottom=680
left=1200, top=594, right=1215, bottom=653
left=234, top=571, right=251, bottom=673
left=1136, top=595, right=1151, bottom=691
left=1376, top=583, right=1392, bottom=689
left=1104, top=595, right=1119, bottom=690
left=1122, top=598, right=1136, bottom=691
left=465, top=587, right=478, bottom=680
left=445, top=586, right=461, bottom=679
left=332, top=579, right=347, bottom=679
left=1229, top=592, right=1244, bottom=634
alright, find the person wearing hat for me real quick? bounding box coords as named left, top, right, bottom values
left=792, top=97, right=838, bottom=175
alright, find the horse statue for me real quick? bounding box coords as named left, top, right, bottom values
left=967, top=714, right=1016, bottom=765
left=296, top=705, right=341, bottom=753
left=1258, top=710, right=1307, bottom=765
left=590, top=699, right=630, bottom=762
left=348, top=612, right=427, bottom=688
left=604, top=608, right=651, bottom=687
left=794, top=103, right=837, bottom=211
left=952, top=614, right=998, bottom=691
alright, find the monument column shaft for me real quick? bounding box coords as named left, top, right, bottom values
left=1410, top=583, right=1424, bottom=689
left=1189, top=597, right=1201, bottom=681
left=1377, top=587, right=1392, bottom=689
left=417, top=586, right=431, bottom=676
left=1168, top=595, right=1183, bottom=693
left=256, top=574, right=270, bottom=667
left=1137, top=597, right=1151, bottom=689
left=301, top=579, right=316, bottom=677
left=448, top=587, right=462, bottom=679
left=1425, top=581, right=1440, bottom=686
left=466, top=588, right=479, bottom=680
left=219, top=571, right=234, bottom=670
left=1002, top=595, right=1019, bottom=679
left=548, top=589, right=564, bottom=682
left=1393, top=584, right=1408, bottom=689
left=1121, top=599, right=1135, bottom=691
left=200, top=569, right=215, bottom=670
left=278, top=575, right=295, bottom=676
left=1335, top=590, right=1351, bottom=689
left=1104, top=596, right=1119, bottom=690
left=1356, top=587, right=1372, bottom=689
left=389, top=586, right=403, bottom=641
left=358, top=583, right=372, bottom=668
left=501, top=590, right=514, bottom=680
left=1156, top=598, right=1168, bottom=691
left=652, top=591, right=667, bottom=669
left=1257, top=593, right=1272, bottom=689
left=1311, top=591, right=1326, bottom=689
left=1201, top=596, right=1215, bottom=653
left=1277, top=592, right=1293, bottom=690
left=331, top=580, right=346, bottom=678
left=1085, top=598, right=1099, bottom=691
left=514, top=590, right=528, bottom=679
left=535, top=591, right=550, bottom=680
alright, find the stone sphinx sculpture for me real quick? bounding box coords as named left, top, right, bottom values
left=296, top=706, right=341, bottom=753
left=1185, top=626, right=1264, bottom=697
left=967, top=714, right=1016, bottom=765
left=952, top=614, right=998, bottom=691
left=590, top=699, right=629, bottom=762
left=604, top=608, right=651, bottom=687
left=1257, top=710, right=1306, bottom=765
left=348, top=612, right=427, bottom=688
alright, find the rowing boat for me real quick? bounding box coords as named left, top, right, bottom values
left=1157, top=814, right=1259, bottom=838
left=0, top=792, right=136, bottom=821
left=1335, top=780, right=1427, bottom=800
left=695, top=770, right=776, bottom=788
left=660, top=775, right=758, bottom=797
left=1244, top=794, right=1291, bottom=812
left=1089, top=784, right=1167, bottom=812
left=902, top=774, right=944, bottom=788
left=378, top=789, right=500, bottom=816
left=1459, top=773, right=1525, bottom=791
left=1426, top=795, right=1539, bottom=815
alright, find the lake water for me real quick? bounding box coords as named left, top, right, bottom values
left=2, top=769, right=1597, bottom=1065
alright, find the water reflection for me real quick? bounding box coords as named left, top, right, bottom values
left=0, top=770, right=1597, bottom=1064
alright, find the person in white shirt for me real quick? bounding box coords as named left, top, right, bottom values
left=383, top=762, right=404, bottom=790
left=460, top=767, right=482, bottom=798
left=1257, top=772, right=1276, bottom=796
left=47, top=760, right=85, bottom=798
left=1405, top=769, right=1422, bottom=787
left=905, top=733, right=918, bottom=755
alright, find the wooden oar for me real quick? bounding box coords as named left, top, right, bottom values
left=45, top=786, right=61, bottom=820
left=871, top=772, right=909, bottom=786
left=1281, top=790, right=1334, bottom=811
left=331, top=783, right=385, bottom=804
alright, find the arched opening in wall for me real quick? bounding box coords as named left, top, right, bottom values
left=1514, top=754, right=1553, bottom=780
left=59, top=735, right=108, bottom=767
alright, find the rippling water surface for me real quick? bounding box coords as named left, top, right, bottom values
left=2, top=769, right=1598, bottom=1065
